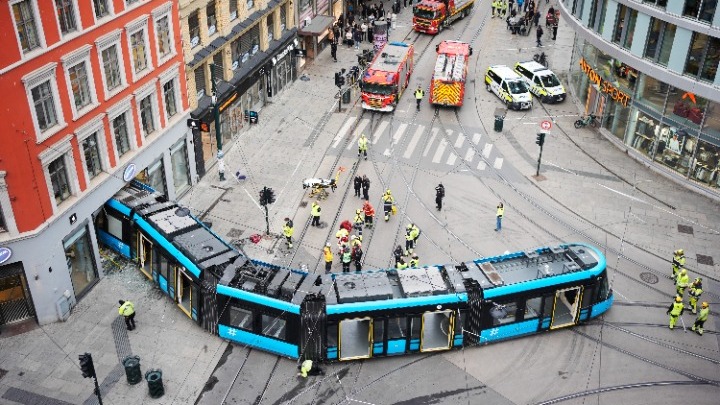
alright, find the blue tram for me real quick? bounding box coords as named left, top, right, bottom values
left=98, top=183, right=613, bottom=362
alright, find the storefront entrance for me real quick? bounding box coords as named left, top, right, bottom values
left=0, top=262, right=35, bottom=326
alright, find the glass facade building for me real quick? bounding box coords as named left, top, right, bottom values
left=562, top=0, right=720, bottom=195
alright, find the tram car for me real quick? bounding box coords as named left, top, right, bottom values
left=98, top=183, right=613, bottom=362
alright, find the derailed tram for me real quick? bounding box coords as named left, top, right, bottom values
left=98, top=183, right=613, bottom=362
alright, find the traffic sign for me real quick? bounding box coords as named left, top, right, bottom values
left=540, top=120, right=552, bottom=131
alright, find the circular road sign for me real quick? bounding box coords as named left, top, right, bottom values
left=540, top=120, right=552, bottom=131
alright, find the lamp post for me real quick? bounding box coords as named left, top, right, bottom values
left=210, top=64, right=225, bottom=181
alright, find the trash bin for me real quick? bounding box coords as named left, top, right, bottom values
left=494, top=108, right=506, bottom=133
left=145, top=369, right=164, bottom=399
left=122, top=355, right=142, bottom=385
left=342, top=88, right=351, bottom=104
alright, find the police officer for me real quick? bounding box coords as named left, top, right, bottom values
left=282, top=218, right=294, bottom=249
left=676, top=268, right=690, bottom=297
left=409, top=254, right=419, bottom=268
left=410, top=224, right=420, bottom=248
left=495, top=202, right=505, bottom=231
left=691, top=302, right=710, bottom=335
left=672, top=249, right=685, bottom=280
left=491, top=0, right=499, bottom=17
left=382, top=189, right=394, bottom=221
left=414, top=86, right=424, bottom=110
left=354, top=175, right=362, bottom=198
left=118, top=300, right=136, bottom=331
left=393, top=245, right=405, bottom=266
left=435, top=183, right=445, bottom=211
left=688, top=278, right=703, bottom=314
left=323, top=243, right=333, bottom=273
left=311, top=201, right=321, bottom=226
left=352, top=243, right=363, bottom=272
left=666, top=295, right=684, bottom=330
left=358, top=133, right=369, bottom=160
left=405, top=224, right=415, bottom=256
left=362, top=175, right=370, bottom=200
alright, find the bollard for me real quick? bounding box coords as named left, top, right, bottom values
left=122, top=355, right=142, bottom=385
left=145, top=369, right=164, bottom=398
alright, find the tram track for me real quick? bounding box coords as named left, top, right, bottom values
left=532, top=380, right=713, bottom=405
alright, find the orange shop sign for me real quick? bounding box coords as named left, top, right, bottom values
left=579, top=58, right=631, bottom=107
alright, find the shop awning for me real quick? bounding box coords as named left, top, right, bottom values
left=298, top=15, right=334, bottom=36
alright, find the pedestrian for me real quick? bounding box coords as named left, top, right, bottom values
left=330, top=41, right=338, bottom=62
left=358, top=133, right=369, bottom=160
left=352, top=244, right=363, bottom=272
left=536, top=25, right=543, bottom=47
left=354, top=175, right=362, bottom=197
left=499, top=0, right=508, bottom=17
left=491, top=0, right=499, bottom=17
left=394, top=245, right=405, bottom=266
left=688, top=278, right=703, bottom=314
left=311, top=201, right=321, bottom=226
left=323, top=243, right=333, bottom=272
left=382, top=189, right=394, bottom=221
left=495, top=202, right=504, bottom=231
left=118, top=300, right=136, bottom=331
left=414, top=86, right=424, bottom=110
left=435, top=183, right=445, bottom=210
left=363, top=201, right=375, bottom=227
left=282, top=218, right=294, bottom=249
left=676, top=268, right=690, bottom=297
left=666, top=295, right=685, bottom=329
left=354, top=27, right=362, bottom=49
left=409, top=254, right=419, bottom=268
left=410, top=223, right=420, bottom=248
left=672, top=248, right=685, bottom=280
left=691, top=302, right=710, bottom=335
left=404, top=224, right=415, bottom=256
left=361, top=20, right=368, bottom=42
left=517, top=0, right=524, bottom=12
left=362, top=175, right=370, bottom=200
left=341, top=246, right=352, bottom=273
left=533, top=10, right=540, bottom=27
left=353, top=208, right=364, bottom=237
left=552, top=21, right=558, bottom=40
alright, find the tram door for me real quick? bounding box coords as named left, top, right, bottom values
left=338, top=318, right=373, bottom=360
left=550, top=287, right=583, bottom=329
left=176, top=268, right=194, bottom=318
left=420, top=310, right=454, bottom=352
left=136, top=233, right=153, bottom=280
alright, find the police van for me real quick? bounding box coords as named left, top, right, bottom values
left=485, top=65, right=533, bottom=110
left=514, top=61, right=566, bottom=103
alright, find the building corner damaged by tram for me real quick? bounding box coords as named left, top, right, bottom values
left=430, top=41, right=472, bottom=107
left=413, top=0, right=475, bottom=34
left=360, top=42, right=415, bottom=112
left=99, top=183, right=613, bottom=362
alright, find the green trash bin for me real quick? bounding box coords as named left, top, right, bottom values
left=145, top=369, right=164, bottom=398
left=342, top=88, right=351, bottom=104
left=494, top=116, right=503, bottom=132
left=122, top=355, right=142, bottom=385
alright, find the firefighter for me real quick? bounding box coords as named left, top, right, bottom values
left=666, top=295, right=685, bottom=330
left=358, top=134, right=369, bottom=160
left=282, top=218, right=294, bottom=249
left=323, top=243, right=333, bottom=273
left=688, top=278, right=703, bottom=314
left=341, top=246, right=352, bottom=273
left=676, top=268, right=690, bottom=297
left=382, top=189, right=394, bottom=221
left=671, top=249, right=685, bottom=280
left=363, top=201, right=375, bottom=227
left=396, top=257, right=408, bottom=270
left=311, top=201, right=321, bottom=227
left=353, top=209, right=364, bottom=237
left=404, top=224, right=414, bottom=256
left=691, top=302, right=710, bottom=335
left=414, top=86, right=424, bottom=110
left=409, top=254, right=419, bottom=268
left=350, top=234, right=362, bottom=248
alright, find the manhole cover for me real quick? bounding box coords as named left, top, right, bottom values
left=677, top=224, right=694, bottom=235
left=640, top=272, right=659, bottom=284
left=227, top=228, right=244, bottom=238
left=697, top=254, right=714, bottom=266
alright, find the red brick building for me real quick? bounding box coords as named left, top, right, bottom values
left=0, top=0, right=197, bottom=326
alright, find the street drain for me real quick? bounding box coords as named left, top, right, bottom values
left=677, top=224, right=694, bottom=235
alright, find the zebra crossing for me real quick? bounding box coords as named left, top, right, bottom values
left=331, top=117, right=505, bottom=171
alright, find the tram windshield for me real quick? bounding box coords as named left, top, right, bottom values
left=362, top=82, right=394, bottom=95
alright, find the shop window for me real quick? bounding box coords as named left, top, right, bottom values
left=704, top=102, right=720, bottom=134
left=635, top=74, right=667, bottom=113
left=684, top=33, right=720, bottom=82
left=145, top=158, right=167, bottom=196
left=230, top=307, right=253, bottom=330
left=692, top=138, right=720, bottom=186
left=64, top=226, right=99, bottom=297
left=492, top=302, right=517, bottom=326
left=684, top=0, right=718, bottom=23
left=665, top=90, right=708, bottom=131
left=642, top=0, right=667, bottom=8
left=171, top=140, right=191, bottom=195
left=207, top=1, right=217, bottom=36
left=603, top=98, right=631, bottom=141
left=261, top=314, right=286, bottom=339
left=188, top=11, right=200, bottom=48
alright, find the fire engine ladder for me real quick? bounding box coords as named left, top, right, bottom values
left=451, top=57, right=465, bottom=81
left=434, top=54, right=447, bottom=79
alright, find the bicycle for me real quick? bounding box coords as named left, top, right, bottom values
left=574, top=114, right=599, bottom=129
left=533, top=52, right=548, bottom=67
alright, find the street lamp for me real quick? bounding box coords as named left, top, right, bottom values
left=210, top=64, right=225, bottom=181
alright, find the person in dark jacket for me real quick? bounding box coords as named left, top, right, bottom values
left=362, top=175, right=370, bottom=200
left=354, top=175, right=362, bottom=197
left=536, top=25, right=544, bottom=47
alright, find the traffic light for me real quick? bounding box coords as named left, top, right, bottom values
left=79, top=353, right=95, bottom=379
left=259, top=187, right=276, bottom=206
left=259, top=188, right=267, bottom=205
left=334, top=72, right=341, bottom=88
left=536, top=132, right=546, bottom=147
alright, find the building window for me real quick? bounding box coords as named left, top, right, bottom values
left=621, top=9, right=638, bottom=50
left=55, top=0, right=78, bottom=35
left=0, top=203, right=6, bottom=232
left=213, top=52, right=224, bottom=76
left=644, top=20, right=676, bottom=66
left=171, top=140, right=191, bottom=195
left=643, top=18, right=663, bottom=60
left=229, top=0, right=238, bottom=20
left=642, top=0, right=667, bottom=8
left=101, top=45, right=123, bottom=91
left=93, top=0, right=110, bottom=19
left=247, top=0, right=254, bottom=10
left=156, top=16, right=172, bottom=59
left=684, top=0, right=717, bottom=23
left=131, top=30, right=148, bottom=74
left=188, top=11, right=200, bottom=48
left=207, top=2, right=217, bottom=36
left=267, top=14, right=274, bottom=42
left=31, top=81, right=59, bottom=132
left=12, top=0, right=41, bottom=53
left=280, top=4, right=287, bottom=31
left=612, top=5, right=627, bottom=45
left=145, top=159, right=166, bottom=196
left=113, top=113, right=131, bottom=156
left=49, top=156, right=71, bottom=204
left=194, top=66, right=206, bottom=98
left=685, top=33, right=720, bottom=82
left=163, top=79, right=178, bottom=118
left=82, top=133, right=103, bottom=179
left=139, top=95, right=156, bottom=136
left=68, top=62, right=92, bottom=110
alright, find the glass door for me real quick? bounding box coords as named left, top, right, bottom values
left=420, top=310, right=454, bottom=352
left=176, top=268, right=193, bottom=318
left=338, top=318, right=373, bottom=360
left=136, top=233, right=153, bottom=280
left=550, top=287, right=583, bottom=329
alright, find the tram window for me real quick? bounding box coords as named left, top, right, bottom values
left=262, top=314, right=286, bottom=339
left=373, top=319, right=384, bottom=343
left=454, top=311, right=465, bottom=335
left=158, top=251, right=171, bottom=281
left=525, top=297, right=543, bottom=319
left=387, top=317, right=407, bottom=339
left=492, top=302, right=517, bottom=326
left=410, top=317, right=421, bottom=339
left=543, top=295, right=555, bottom=316
left=598, top=277, right=610, bottom=301
left=581, top=286, right=595, bottom=308
left=229, top=307, right=253, bottom=330
left=327, top=322, right=338, bottom=347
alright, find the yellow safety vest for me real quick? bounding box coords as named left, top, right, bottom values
left=358, top=136, right=368, bottom=151
left=496, top=206, right=505, bottom=218
left=283, top=225, right=294, bottom=237
left=670, top=302, right=684, bottom=316
left=697, top=307, right=709, bottom=322
left=415, top=89, right=424, bottom=100
left=311, top=203, right=321, bottom=217
left=119, top=302, right=135, bottom=316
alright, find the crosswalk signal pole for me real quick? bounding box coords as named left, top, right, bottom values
left=535, top=132, right=546, bottom=177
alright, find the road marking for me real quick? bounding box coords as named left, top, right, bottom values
left=472, top=133, right=482, bottom=144
left=493, top=157, right=503, bottom=169
left=346, top=118, right=370, bottom=150
left=446, top=152, right=457, bottom=165
left=464, top=148, right=474, bottom=162
left=477, top=160, right=487, bottom=170
left=423, top=128, right=439, bottom=157
left=371, top=121, right=390, bottom=144
left=454, top=132, right=465, bottom=148
left=384, top=123, right=408, bottom=156
left=482, top=143, right=493, bottom=158
left=403, top=125, right=425, bottom=159
left=333, top=117, right=357, bottom=148
left=432, top=138, right=448, bottom=163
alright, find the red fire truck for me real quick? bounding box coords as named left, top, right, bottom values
left=360, top=42, right=415, bottom=112
left=413, top=0, right=475, bottom=34
left=430, top=41, right=472, bottom=107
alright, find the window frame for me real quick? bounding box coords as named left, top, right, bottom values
left=152, top=3, right=176, bottom=66
left=207, top=1, right=218, bottom=36
left=159, top=64, right=181, bottom=123
left=53, top=0, right=80, bottom=38
left=23, top=63, right=67, bottom=143
left=75, top=114, right=110, bottom=187
left=92, top=0, right=114, bottom=23
left=10, top=0, right=46, bottom=56
left=38, top=134, right=79, bottom=212
left=188, top=10, right=200, bottom=48
left=96, top=30, right=128, bottom=100
left=107, top=97, right=138, bottom=164
left=125, top=16, right=154, bottom=82
left=133, top=79, right=160, bottom=139
left=62, top=45, right=98, bottom=120
left=0, top=171, right=19, bottom=235
left=229, top=0, right=238, bottom=21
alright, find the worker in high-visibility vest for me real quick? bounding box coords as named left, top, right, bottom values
left=118, top=300, right=136, bottom=330
left=675, top=268, right=690, bottom=297
left=666, top=296, right=685, bottom=330
left=671, top=249, right=685, bottom=280
left=414, top=86, right=424, bottom=110
left=691, top=302, right=710, bottom=335
left=282, top=218, right=294, bottom=249
left=358, top=134, right=368, bottom=160
left=688, top=278, right=703, bottom=314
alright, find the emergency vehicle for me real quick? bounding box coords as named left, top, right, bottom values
left=514, top=61, right=566, bottom=103
left=485, top=65, right=533, bottom=110
left=413, top=0, right=475, bottom=34
left=430, top=41, right=472, bottom=107
left=360, top=42, right=415, bottom=112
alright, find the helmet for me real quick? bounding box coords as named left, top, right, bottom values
left=386, top=189, right=391, bottom=194
left=702, top=302, right=709, bottom=308
left=356, top=209, right=361, bottom=214
left=326, top=243, right=331, bottom=247
left=680, top=268, right=687, bottom=275
left=412, top=254, right=418, bottom=259
left=351, top=235, right=357, bottom=240
left=675, top=296, right=682, bottom=302
left=677, top=249, right=684, bottom=255
left=407, top=224, right=412, bottom=229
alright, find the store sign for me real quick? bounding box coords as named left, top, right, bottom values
left=123, top=164, right=137, bottom=182
left=0, top=247, right=12, bottom=265
left=579, top=58, right=631, bottom=108
left=272, top=42, right=297, bottom=66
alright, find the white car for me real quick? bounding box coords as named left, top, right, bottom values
left=514, top=61, right=566, bottom=103
left=485, top=65, right=533, bottom=110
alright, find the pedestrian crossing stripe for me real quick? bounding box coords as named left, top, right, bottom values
left=346, top=118, right=371, bottom=150
left=403, top=125, right=425, bottom=159
left=372, top=121, right=390, bottom=144
left=493, top=157, right=503, bottom=169
left=383, top=123, right=408, bottom=156
left=432, top=138, right=448, bottom=163
left=334, top=117, right=357, bottom=148
left=423, top=128, right=440, bottom=157
left=483, top=143, right=493, bottom=158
